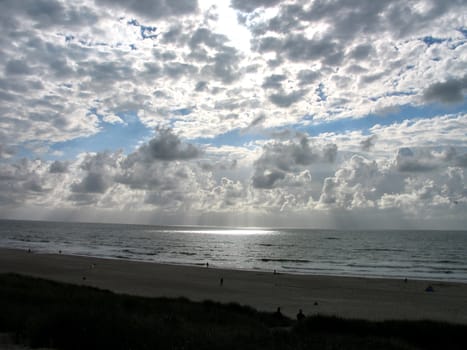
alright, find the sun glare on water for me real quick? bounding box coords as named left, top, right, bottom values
left=177, top=229, right=276, bottom=235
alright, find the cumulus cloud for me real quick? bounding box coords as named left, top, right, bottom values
left=360, top=135, right=377, bottom=151
left=0, top=145, right=15, bottom=159
left=423, top=75, right=467, bottom=104
left=252, top=135, right=338, bottom=189
left=394, top=146, right=467, bottom=172
left=230, top=0, right=281, bottom=13
left=49, top=160, right=68, bottom=173
left=95, top=0, right=198, bottom=20
left=129, top=128, right=201, bottom=163
left=71, top=172, right=110, bottom=194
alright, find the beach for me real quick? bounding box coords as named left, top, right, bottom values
left=1, top=247, right=466, bottom=324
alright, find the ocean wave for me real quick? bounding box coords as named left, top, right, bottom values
left=176, top=251, right=197, bottom=256
left=260, top=258, right=311, bottom=263
left=356, top=248, right=405, bottom=252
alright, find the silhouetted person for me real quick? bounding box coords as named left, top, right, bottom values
left=206, top=262, right=209, bottom=268
left=27, top=248, right=31, bottom=253
left=404, top=278, right=408, bottom=283
left=273, top=269, right=277, bottom=275
left=296, top=309, right=305, bottom=322
left=220, top=277, right=223, bottom=286
left=274, top=307, right=283, bottom=319
left=425, top=285, right=434, bottom=292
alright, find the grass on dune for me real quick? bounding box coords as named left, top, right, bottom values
left=1, top=273, right=466, bottom=350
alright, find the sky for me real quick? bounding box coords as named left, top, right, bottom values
left=0, top=0, right=466, bottom=229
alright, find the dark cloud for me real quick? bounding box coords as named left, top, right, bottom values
left=254, top=137, right=316, bottom=174
left=0, top=0, right=98, bottom=30
left=201, top=47, right=242, bottom=84
left=80, top=61, right=135, bottom=88
left=262, top=74, right=287, bottom=89
left=455, top=153, right=467, bottom=167
left=69, top=152, right=120, bottom=194
left=242, top=113, right=266, bottom=134
left=395, top=148, right=437, bottom=172
left=162, top=25, right=183, bottom=43
left=423, top=75, right=467, bottom=104
left=195, top=81, right=208, bottom=92
left=130, top=128, right=201, bottom=163
left=95, top=0, right=198, bottom=20
left=71, top=172, right=110, bottom=193
left=230, top=0, right=281, bottom=13
left=297, top=69, right=321, bottom=86
left=253, top=30, right=346, bottom=66
left=252, top=170, right=285, bottom=189
left=322, top=144, right=338, bottom=163
left=4, top=60, right=31, bottom=76
left=252, top=136, right=338, bottom=189
left=49, top=160, right=69, bottom=173
left=394, top=146, right=467, bottom=173
left=249, top=113, right=266, bottom=128
left=164, top=62, right=198, bottom=80
left=360, top=135, right=377, bottom=151
left=0, top=159, right=48, bottom=205
left=349, top=44, right=373, bottom=60
left=189, top=27, right=226, bottom=49
left=0, top=145, right=15, bottom=159
left=67, top=193, right=99, bottom=205
left=269, top=89, right=307, bottom=107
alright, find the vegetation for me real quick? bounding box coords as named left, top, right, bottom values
left=1, top=273, right=466, bottom=350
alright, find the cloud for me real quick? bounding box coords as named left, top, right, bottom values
left=423, top=75, right=467, bottom=104
left=131, top=128, right=201, bottom=162
left=252, top=135, right=338, bottom=189
left=269, top=89, right=307, bottom=107
left=4, top=59, right=32, bottom=76
left=0, top=159, right=49, bottom=205
left=230, top=0, right=281, bottom=13
left=0, top=145, right=15, bottom=159
left=318, top=155, right=380, bottom=208
left=49, top=160, right=68, bottom=173
left=252, top=170, right=286, bottom=189
left=360, top=135, right=377, bottom=151
left=262, top=74, right=287, bottom=89
left=95, top=0, right=198, bottom=20
left=71, top=172, right=110, bottom=193
left=394, top=146, right=467, bottom=172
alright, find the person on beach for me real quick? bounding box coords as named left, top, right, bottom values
left=425, top=285, right=434, bottom=292
left=220, top=277, right=223, bottom=286
left=296, top=309, right=305, bottom=322
left=274, top=307, right=282, bottom=319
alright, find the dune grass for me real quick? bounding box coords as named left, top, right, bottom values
left=1, top=273, right=466, bottom=349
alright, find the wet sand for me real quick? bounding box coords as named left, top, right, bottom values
left=1, top=248, right=466, bottom=324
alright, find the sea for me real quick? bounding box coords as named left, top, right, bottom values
left=1, top=219, right=466, bottom=283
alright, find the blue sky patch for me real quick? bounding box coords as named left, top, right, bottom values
left=194, top=99, right=467, bottom=148
left=421, top=36, right=447, bottom=47
left=49, top=112, right=153, bottom=160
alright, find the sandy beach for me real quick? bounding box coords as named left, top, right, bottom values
left=1, top=247, right=466, bottom=324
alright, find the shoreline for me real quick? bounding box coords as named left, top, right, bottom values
left=3, top=244, right=467, bottom=285
left=1, top=247, right=467, bottom=324
left=60, top=251, right=467, bottom=285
